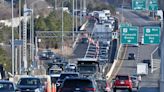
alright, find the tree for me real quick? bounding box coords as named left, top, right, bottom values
left=35, top=16, right=47, bottom=31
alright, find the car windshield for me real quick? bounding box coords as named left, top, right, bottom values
left=50, top=70, right=62, bottom=74
left=0, top=82, right=14, bottom=91
left=59, top=74, right=78, bottom=80
left=63, top=79, right=93, bottom=88
left=78, top=65, right=97, bottom=72
left=18, top=78, right=40, bottom=86
left=116, top=76, right=129, bottom=80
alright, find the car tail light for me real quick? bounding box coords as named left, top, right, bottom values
left=84, top=88, right=96, bottom=91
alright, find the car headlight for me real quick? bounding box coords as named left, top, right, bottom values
left=35, top=88, right=40, bottom=92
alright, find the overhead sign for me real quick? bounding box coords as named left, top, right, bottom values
left=120, top=26, right=138, bottom=44
left=143, top=27, right=160, bottom=44
left=149, top=0, right=158, bottom=11
left=132, top=0, right=146, bottom=10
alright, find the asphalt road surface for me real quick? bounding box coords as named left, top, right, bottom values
left=73, top=19, right=96, bottom=58
left=115, top=8, right=160, bottom=92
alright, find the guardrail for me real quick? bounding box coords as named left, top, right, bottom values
left=84, top=26, right=97, bottom=58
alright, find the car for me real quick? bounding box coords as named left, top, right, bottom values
left=39, top=50, right=55, bottom=60
left=131, top=76, right=140, bottom=90
left=113, top=75, right=133, bottom=92
left=58, top=77, right=99, bottom=92
left=142, top=59, right=151, bottom=68
left=0, top=80, right=17, bottom=92
left=65, top=64, right=77, bottom=72
left=128, top=53, right=135, bottom=60
left=56, top=72, right=79, bottom=88
left=17, top=77, right=45, bottom=92
left=96, top=79, right=111, bottom=92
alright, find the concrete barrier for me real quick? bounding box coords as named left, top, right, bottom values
left=72, top=20, right=88, bottom=49
left=106, top=44, right=122, bottom=80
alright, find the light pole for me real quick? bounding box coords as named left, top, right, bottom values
left=80, top=0, right=82, bottom=25
left=72, top=0, right=75, bottom=41
left=75, top=0, right=78, bottom=32
left=30, top=0, right=44, bottom=63
left=18, top=0, right=22, bottom=75
left=121, top=0, right=125, bottom=22
left=11, top=0, right=15, bottom=75
left=61, top=0, right=64, bottom=54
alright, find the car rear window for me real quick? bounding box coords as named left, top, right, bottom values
left=0, top=83, right=14, bottom=91
left=18, top=78, right=40, bottom=86
left=62, top=79, right=93, bottom=88
left=116, top=76, right=129, bottom=80
left=59, top=74, right=78, bottom=80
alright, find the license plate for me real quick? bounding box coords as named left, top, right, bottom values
left=120, top=81, right=125, bottom=84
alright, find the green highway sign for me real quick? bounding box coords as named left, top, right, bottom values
left=143, top=27, right=160, bottom=44
left=149, top=0, right=158, bottom=11
left=132, top=0, right=146, bottom=10
left=120, top=26, right=138, bottom=44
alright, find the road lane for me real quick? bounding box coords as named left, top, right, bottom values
left=114, top=8, right=160, bottom=92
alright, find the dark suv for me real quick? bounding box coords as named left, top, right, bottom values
left=56, top=72, right=79, bottom=89
left=113, top=75, right=133, bottom=92
left=58, top=77, right=98, bottom=92
left=128, top=53, right=135, bottom=60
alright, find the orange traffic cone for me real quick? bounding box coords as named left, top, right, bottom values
left=51, top=83, right=56, bottom=92
left=46, top=81, right=51, bottom=92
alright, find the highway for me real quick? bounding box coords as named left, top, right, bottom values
left=115, top=8, right=160, bottom=92
left=73, top=19, right=96, bottom=58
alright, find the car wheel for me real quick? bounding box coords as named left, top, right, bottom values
left=128, top=88, right=132, bottom=92
left=113, top=88, right=116, bottom=92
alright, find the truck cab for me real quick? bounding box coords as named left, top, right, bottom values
left=76, top=58, right=100, bottom=78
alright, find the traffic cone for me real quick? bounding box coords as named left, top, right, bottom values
left=106, top=82, right=112, bottom=92
left=46, top=81, right=51, bottom=92
left=51, top=83, right=56, bottom=92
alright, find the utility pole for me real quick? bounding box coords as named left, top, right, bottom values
left=61, top=0, right=64, bottom=54
left=80, top=0, right=82, bottom=25
left=15, top=47, right=18, bottom=74
left=55, top=0, right=57, bottom=10
left=19, top=0, right=22, bottom=74
left=72, top=0, right=75, bottom=41
left=31, top=9, right=34, bottom=63
left=121, top=0, right=125, bottom=22
left=23, top=2, right=28, bottom=74
left=11, top=0, right=15, bottom=75
left=75, top=0, right=78, bottom=32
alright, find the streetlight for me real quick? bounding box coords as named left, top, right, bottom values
left=29, top=0, right=44, bottom=62
left=11, top=0, right=15, bottom=75
left=61, top=0, right=64, bottom=54
left=72, top=0, right=75, bottom=41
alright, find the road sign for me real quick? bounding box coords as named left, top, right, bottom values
left=149, top=0, right=158, bottom=11
left=112, top=32, right=118, bottom=39
left=120, top=26, right=138, bottom=44
left=132, top=0, right=146, bottom=10
left=14, top=40, right=23, bottom=46
left=143, top=27, right=160, bottom=44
